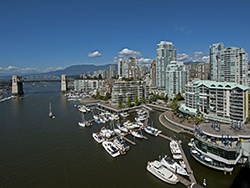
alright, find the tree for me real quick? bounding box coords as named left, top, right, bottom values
left=164, top=94, right=168, bottom=103
left=98, top=74, right=102, bottom=80
left=140, top=96, right=146, bottom=104
left=135, top=95, right=140, bottom=106
left=118, top=100, right=122, bottom=108
left=127, top=97, right=132, bottom=107
left=96, top=89, right=99, bottom=96
left=103, top=96, right=108, bottom=101
left=106, top=92, right=111, bottom=99
left=170, top=100, right=179, bottom=111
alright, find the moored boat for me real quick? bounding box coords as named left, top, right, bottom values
left=92, top=132, right=105, bottom=143
left=144, top=126, right=162, bottom=136
left=146, top=160, right=179, bottom=184
left=170, top=140, right=182, bottom=159
left=102, top=141, right=120, bottom=157
left=130, top=130, right=143, bottom=139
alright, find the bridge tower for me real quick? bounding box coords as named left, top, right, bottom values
left=12, top=75, right=24, bottom=95
left=61, top=74, right=67, bottom=92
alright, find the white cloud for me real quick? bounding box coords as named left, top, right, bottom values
left=117, top=48, right=142, bottom=58
left=88, top=51, right=101, bottom=57
left=202, top=56, right=209, bottom=63
left=138, top=58, right=153, bottom=65
left=56, top=67, right=63, bottom=71
left=177, top=53, right=192, bottom=62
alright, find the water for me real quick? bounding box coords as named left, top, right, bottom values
left=0, top=82, right=248, bottom=188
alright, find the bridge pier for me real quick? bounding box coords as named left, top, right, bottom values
left=61, top=74, right=67, bottom=92
left=12, top=75, right=24, bottom=95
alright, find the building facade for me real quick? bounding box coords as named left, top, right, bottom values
left=110, top=64, right=116, bottom=78
left=180, top=80, right=249, bottom=123
left=111, top=80, right=149, bottom=106
left=218, top=47, right=248, bottom=86
left=210, top=42, right=225, bottom=81
left=196, top=63, right=210, bottom=80
left=156, top=41, right=176, bottom=90
left=118, top=59, right=124, bottom=77
left=74, top=79, right=104, bottom=92
left=150, top=61, right=156, bottom=86
left=165, top=61, right=189, bottom=97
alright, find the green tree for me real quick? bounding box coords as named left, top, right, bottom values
left=135, top=95, right=140, bottom=106
left=96, top=89, right=99, bottom=96
left=118, top=100, right=122, bottom=108
left=127, top=97, right=132, bottom=107
left=140, top=96, right=146, bottom=104
left=164, top=94, right=168, bottom=103
left=170, top=100, right=179, bottom=111
left=98, top=74, right=102, bottom=80
left=106, top=92, right=111, bottom=99
left=103, top=96, right=108, bottom=101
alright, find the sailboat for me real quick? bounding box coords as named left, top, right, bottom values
left=78, top=115, right=85, bottom=127
left=49, top=102, right=55, bottom=118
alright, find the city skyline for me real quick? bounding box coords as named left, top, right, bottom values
left=1, top=0, right=250, bottom=76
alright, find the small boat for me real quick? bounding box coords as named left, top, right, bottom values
left=93, top=114, right=99, bottom=120
left=99, top=117, right=105, bottom=123
left=170, top=140, right=182, bottom=159
left=179, top=161, right=186, bottom=169
left=49, top=102, right=55, bottom=118
left=160, top=155, right=188, bottom=176
left=102, top=141, right=120, bottom=157
left=92, top=132, right=105, bottom=143
left=114, top=126, right=122, bottom=134
left=135, top=115, right=147, bottom=122
left=85, top=121, right=93, bottom=127
left=113, top=136, right=130, bottom=154
left=117, top=124, right=128, bottom=133
left=120, top=112, right=129, bottom=118
left=188, top=138, right=194, bottom=147
left=85, top=107, right=91, bottom=112
left=100, top=127, right=114, bottom=139
left=130, top=130, right=143, bottom=139
left=144, top=126, right=162, bottom=136
left=78, top=121, right=85, bottom=127
left=146, top=160, right=179, bottom=184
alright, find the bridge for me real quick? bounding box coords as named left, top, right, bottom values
left=0, top=74, right=68, bottom=95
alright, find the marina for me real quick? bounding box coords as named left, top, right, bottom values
left=0, top=82, right=247, bottom=188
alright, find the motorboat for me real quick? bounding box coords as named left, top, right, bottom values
left=92, top=132, right=105, bottom=143
left=179, top=161, right=186, bottom=169
left=144, top=126, right=162, bottom=136
left=170, top=140, right=183, bottom=159
left=137, top=109, right=148, bottom=116
left=130, top=130, right=143, bottom=139
left=160, top=155, right=188, bottom=176
left=114, top=127, right=122, bottom=134
left=102, top=141, right=120, bottom=157
left=79, top=107, right=86, bottom=113
left=135, top=115, right=147, bottom=122
left=146, top=160, right=179, bottom=184
left=117, top=124, right=128, bottom=133
left=78, top=121, right=85, bottom=127
left=114, top=114, right=119, bottom=120
left=113, top=136, right=130, bottom=154
left=99, top=117, right=105, bottom=123
left=49, top=102, right=55, bottom=118
left=93, top=114, right=99, bottom=120
left=120, top=112, right=129, bottom=118
left=100, top=127, right=114, bottom=139
left=188, top=138, right=194, bottom=147
left=85, top=107, right=91, bottom=112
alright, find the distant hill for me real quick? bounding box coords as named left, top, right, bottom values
left=0, top=64, right=118, bottom=80
left=45, top=64, right=117, bottom=77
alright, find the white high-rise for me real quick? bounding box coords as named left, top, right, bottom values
left=156, top=41, right=176, bottom=90
left=209, top=42, right=224, bottom=81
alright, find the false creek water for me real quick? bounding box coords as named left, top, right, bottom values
left=0, top=82, right=248, bottom=188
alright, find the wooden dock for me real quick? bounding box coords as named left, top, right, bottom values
left=114, top=132, right=136, bottom=145
left=158, top=133, right=197, bottom=185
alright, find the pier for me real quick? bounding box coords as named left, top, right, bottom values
left=158, top=133, right=197, bottom=185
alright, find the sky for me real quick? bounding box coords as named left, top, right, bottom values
left=0, top=0, right=250, bottom=76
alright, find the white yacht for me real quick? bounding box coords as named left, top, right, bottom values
left=144, top=126, right=162, bottom=136
left=120, top=112, right=129, bottom=118
left=135, top=115, right=147, bottom=122
left=146, top=160, right=179, bottom=184
left=170, top=140, right=183, bottom=159
left=92, top=132, right=105, bottom=143
left=78, top=121, right=85, bottom=127
left=100, top=127, right=114, bottom=139
left=102, top=141, right=120, bottom=157
left=130, top=130, right=143, bottom=139
left=160, top=155, right=188, bottom=176
left=85, top=107, right=91, bottom=112
left=93, top=114, right=99, bottom=120
left=117, top=124, right=128, bottom=133
left=113, top=136, right=130, bottom=154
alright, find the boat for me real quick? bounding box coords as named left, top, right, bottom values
left=92, top=132, right=105, bottom=143
left=102, top=141, right=120, bottom=157
left=85, top=107, right=91, bottom=112
left=135, top=115, right=147, bottom=122
left=85, top=121, right=93, bottom=127
left=114, top=127, right=121, bottom=134
left=99, top=116, right=105, bottom=123
left=188, top=138, right=194, bottom=147
left=114, top=114, right=119, bottom=120
left=137, top=108, right=148, bottom=116
left=100, top=127, right=114, bottom=139
left=146, top=160, right=179, bottom=184
left=113, top=136, right=130, bottom=154
left=120, top=112, right=129, bottom=118
left=179, top=161, right=186, bottom=169
left=130, top=130, right=143, bottom=139
left=170, top=140, right=183, bottom=159
left=93, top=114, right=99, bottom=120
left=48, top=102, right=55, bottom=118
left=78, top=121, right=85, bottom=127
left=144, top=126, right=162, bottom=136
left=160, top=155, right=188, bottom=176
left=117, top=124, right=128, bottom=132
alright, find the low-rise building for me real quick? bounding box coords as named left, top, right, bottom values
left=74, top=79, right=104, bottom=92
left=180, top=80, right=249, bottom=123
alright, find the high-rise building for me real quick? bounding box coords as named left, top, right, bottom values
left=150, top=61, right=156, bottom=86
left=196, top=63, right=210, bottom=80
left=118, top=59, right=124, bottom=77
left=110, top=64, right=116, bottom=78
left=165, top=61, right=189, bottom=97
left=139, top=65, right=147, bottom=78
left=218, top=47, right=248, bottom=86
left=123, top=57, right=138, bottom=78
left=156, top=41, right=176, bottom=90
left=210, top=42, right=224, bottom=81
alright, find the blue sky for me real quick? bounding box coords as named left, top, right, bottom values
left=0, top=0, right=250, bottom=76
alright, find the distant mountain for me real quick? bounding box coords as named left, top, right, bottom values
left=45, top=64, right=117, bottom=77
